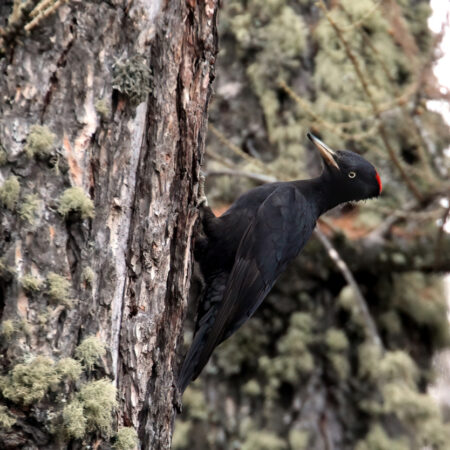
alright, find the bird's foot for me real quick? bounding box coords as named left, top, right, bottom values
left=197, top=172, right=208, bottom=207
left=173, top=383, right=183, bottom=413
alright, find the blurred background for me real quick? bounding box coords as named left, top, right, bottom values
left=175, top=1, right=450, bottom=449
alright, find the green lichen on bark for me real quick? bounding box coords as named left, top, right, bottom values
left=114, top=427, right=138, bottom=450
left=46, top=272, right=73, bottom=307
left=24, top=124, right=56, bottom=158
left=18, top=319, right=32, bottom=337
left=0, top=318, right=33, bottom=340
left=0, top=175, right=20, bottom=210
left=0, top=356, right=60, bottom=405
left=112, top=55, right=152, bottom=106
left=62, top=399, right=86, bottom=439
left=0, top=405, right=16, bottom=430
left=214, top=316, right=270, bottom=376
left=18, top=194, right=40, bottom=224
left=56, top=358, right=82, bottom=381
left=243, top=379, right=261, bottom=396
left=95, top=98, right=111, bottom=119
left=74, top=335, right=106, bottom=370
left=78, top=378, right=117, bottom=435
left=20, top=273, right=43, bottom=292
left=58, top=186, right=94, bottom=219
left=62, top=379, right=117, bottom=438
left=0, top=320, right=15, bottom=340
left=81, top=266, right=95, bottom=286
left=223, top=0, right=308, bottom=177
left=0, top=258, right=16, bottom=281
left=0, top=145, right=7, bottom=165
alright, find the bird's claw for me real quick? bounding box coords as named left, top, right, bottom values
left=197, top=172, right=208, bottom=207
left=173, top=384, right=183, bottom=413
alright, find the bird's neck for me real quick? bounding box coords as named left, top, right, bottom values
left=293, top=174, right=342, bottom=217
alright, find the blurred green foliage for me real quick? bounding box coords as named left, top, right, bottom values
left=176, top=0, right=450, bottom=448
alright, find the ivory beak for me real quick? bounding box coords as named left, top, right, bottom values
left=307, top=132, right=340, bottom=170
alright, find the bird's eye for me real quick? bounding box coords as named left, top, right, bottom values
left=348, top=171, right=356, bottom=179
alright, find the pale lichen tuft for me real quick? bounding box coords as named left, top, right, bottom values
left=47, top=272, right=73, bottom=307
left=63, top=399, right=86, bottom=439
left=0, top=145, right=7, bottom=165
left=20, top=274, right=42, bottom=292
left=24, top=124, right=56, bottom=158
left=114, top=427, right=139, bottom=450
left=112, top=55, right=152, bottom=106
left=78, top=378, right=118, bottom=435
left=56, top=358, right=83, bottom=381
left=75, top=335, right=106, bottom=370
left=95, top=98, right=111, bottom=120
left=19, top=194, right=40, bottom=224
left=0, top=356, right=60, bottom=405
left=0, top=320, right=15, bottom=340
left=0, top=175, right=20, bottom=210
left=58, top=187, right=94, bottom=220
left=81, top=266, right=95, bottom=287
left=0, top=405, right=16, bottom=430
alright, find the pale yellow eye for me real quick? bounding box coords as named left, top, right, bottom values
left=348, top=171, right=356, bottom=179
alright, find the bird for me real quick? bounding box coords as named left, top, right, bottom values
left=177, top=132, right=382, bottom=394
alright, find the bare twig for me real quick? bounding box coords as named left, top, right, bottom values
left=339, top=0, right=383, bottom=32
left=208, top=124, right=287, bottom=180
left=0, top=0, right=69, bottom=52
left=366, top=210, right=408, bottom=242
left=279, top=80, right=380, bottom=142
left=365, top=199, right=449, bottom=242
left=318, top=0, right=424, bottom=203
left=0, top=0, right=36, bottom=51
left=278, top=81, right=431, bottom=175
left=314, top=228, right=384, bottom=351
left=338, top=3, right=437, bottom=183
left=29, top=0, right=55, bottom=17
left=206, top=148, right=241, bottom=170
left=322, top=81, right=419, bottom=115
left=206, top=169, right=277, bottom=184
left=25, top=0, right=68, bottom=32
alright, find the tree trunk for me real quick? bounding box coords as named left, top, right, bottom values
left=0, top=1, right=218, bottom=449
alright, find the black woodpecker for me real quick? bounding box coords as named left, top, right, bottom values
left=178, top=132, right=382, bottom=393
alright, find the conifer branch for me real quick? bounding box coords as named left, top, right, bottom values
left=338, top=2, right=437, bottom=183
left=318, top=0, right=424, bottom=203
left=314, top=228, right=384, bottom=351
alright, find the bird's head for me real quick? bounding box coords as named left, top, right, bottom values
left=307, top=132, right=382, bottom=203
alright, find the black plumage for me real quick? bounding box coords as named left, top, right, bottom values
left=178, top=133, right=382, bottom=393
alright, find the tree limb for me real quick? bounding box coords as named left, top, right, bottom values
left=314, top=228, right=384, bottom=351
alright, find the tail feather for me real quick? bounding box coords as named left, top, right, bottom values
left=178, top=271, right=228, bottom=393
left=177, top=323, right=210, bottom=394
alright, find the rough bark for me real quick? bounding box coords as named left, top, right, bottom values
left=0, top=1, right=218, bottom=448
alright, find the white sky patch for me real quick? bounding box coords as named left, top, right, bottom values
left=428, top=2, right=450, bottom=237
left=427, top=1, right=450, bottom=124
left=427, top=2, right=450, bottom=417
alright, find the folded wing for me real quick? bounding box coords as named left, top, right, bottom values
left=179, top=185, right=316, bottom=392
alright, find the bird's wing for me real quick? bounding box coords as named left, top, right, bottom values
left=195, top=184, right=316, bottom=376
